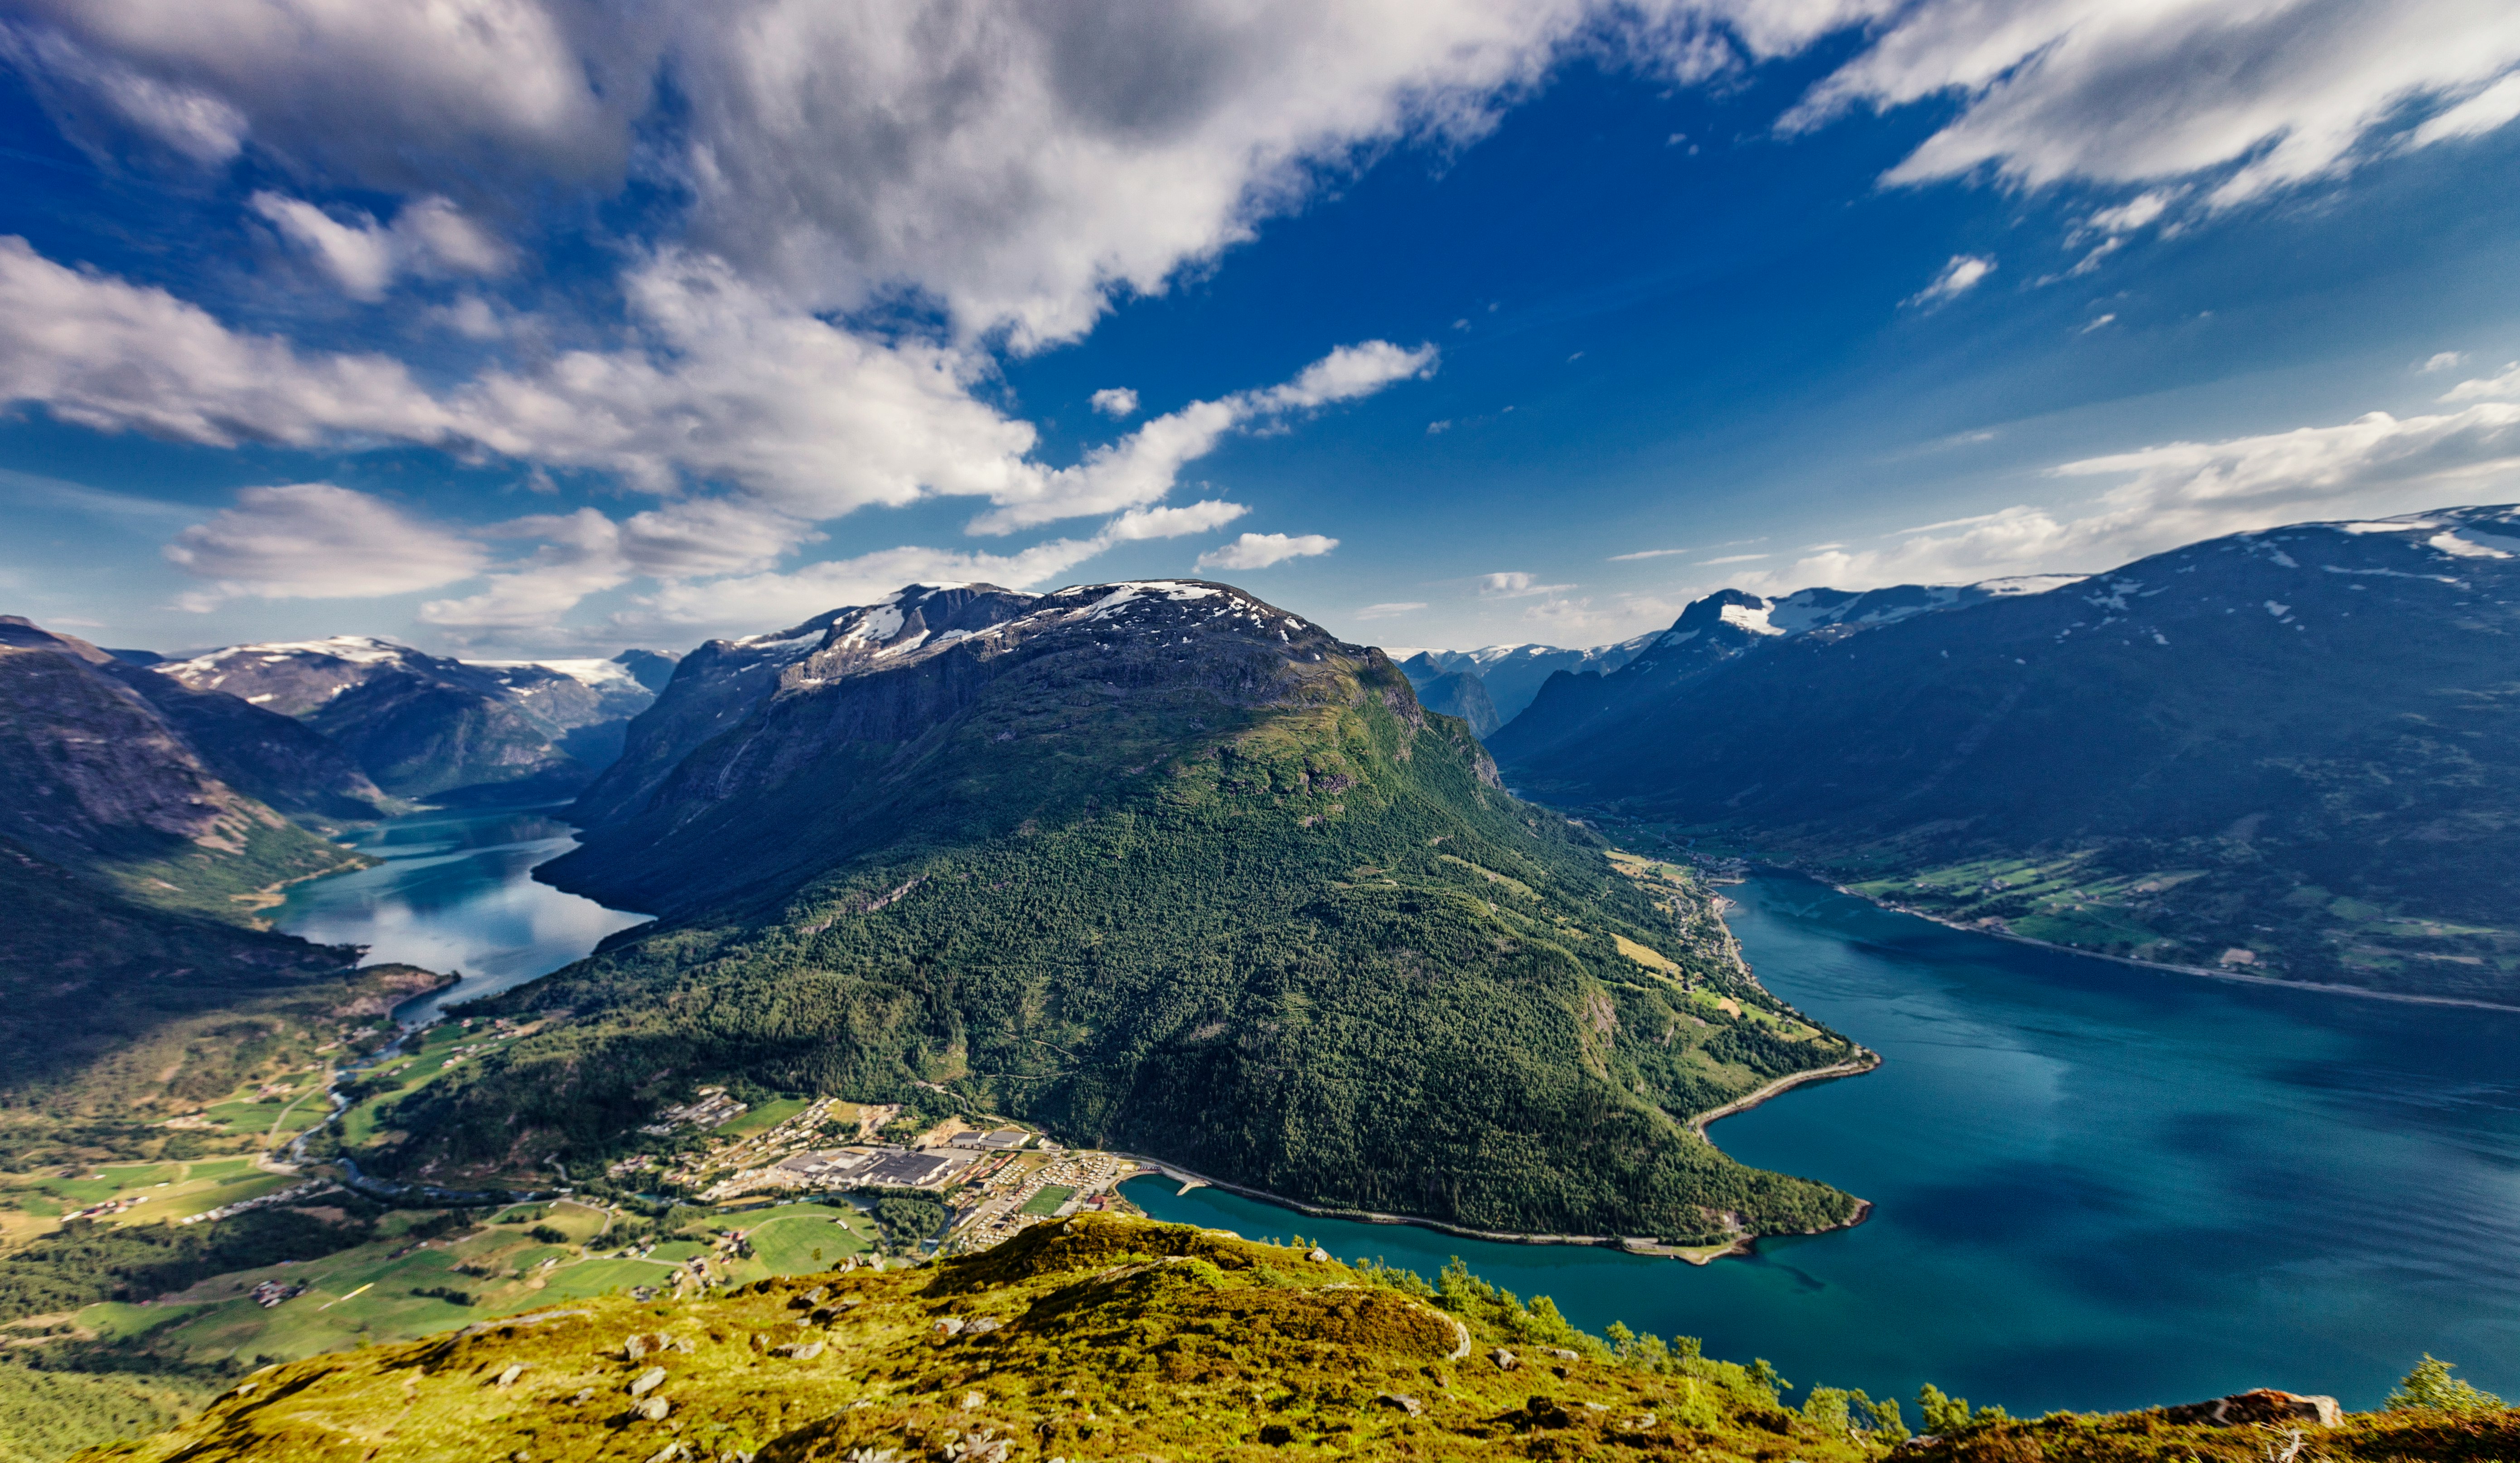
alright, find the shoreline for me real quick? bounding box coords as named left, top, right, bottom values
left=1840, top=885, right=2520, bottom=1015
left=1113, top=1047, right=1882, bottom=1269
left=1684, top=1050, right=1883, bottom=1135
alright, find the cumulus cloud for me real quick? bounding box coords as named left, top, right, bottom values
left=1090, top=387, right=1139, bottom=418
left=164, top=482, right=485, bottom=607
left=252, top=192, right=508, bottom=300
left=627, top=536, right=1117, bottom=632
left=1907, top=254, right=1994, bottom=308
left=1105, top=499, right=1249, bottom=540
left=1197, top=532, right=1339, bottom=571
left=1738, top=362, right=2520, bottom=593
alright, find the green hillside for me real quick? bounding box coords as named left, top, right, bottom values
left=369, top=583, right=1862, bottom=1246
left=72, top=1213, right=2520, bottom=1463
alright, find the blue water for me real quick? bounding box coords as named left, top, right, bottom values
left=1130, top=873, right=2520, bottom=1416
left=271, top=807, right=648, bottom=1027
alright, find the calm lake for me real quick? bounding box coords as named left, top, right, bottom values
left=272, top=807, right=648, bottom=1027
left=1130, top=873, right=2520, bottom=1417
left=273, top=824, right=2520, bottom=1416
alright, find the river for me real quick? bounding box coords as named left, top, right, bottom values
left=1130, top=874, right=2520, bottom=1416
left=269, top=824, right=2520, bottom=1416
left=271, top=807, right=648, bottom=1027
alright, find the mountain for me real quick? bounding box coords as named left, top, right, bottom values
left=371, top=581, right=1864, bottom=1245
left=1494, top=508, right=2520, bottom=1000
left=0, top=617, right=430, bottom=1166
left=154, top=639, right=672, bottom=800
left=1410, top=666, right=1501, bottom=737
left=92, top=1211, right=2516, bottom=1463
left=1399, top=633, right=1661, bottom=723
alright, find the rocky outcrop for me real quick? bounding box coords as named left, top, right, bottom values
left=2159, top=1390, right=2342, bottom=1428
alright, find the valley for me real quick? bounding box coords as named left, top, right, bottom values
left=5, top=547, right=2519, bottom=1461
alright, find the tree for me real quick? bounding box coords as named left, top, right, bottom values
left=2387, top=1356, right=2504, bottom=1415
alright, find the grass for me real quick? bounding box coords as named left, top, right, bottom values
left=745, top=1213, right=872, bottom=1274
left=713, top=1098, right=810, bottom=1139
left=1017, top=1185, right=1078, bottom=1217
left=88, top=1212, right=2520, bottom=1463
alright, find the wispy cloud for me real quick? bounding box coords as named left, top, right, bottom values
left=1906, top=254, right=1994, bottom=309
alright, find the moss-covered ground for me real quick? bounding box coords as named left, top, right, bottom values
left=65, top=1213, right=2520, bottom=1463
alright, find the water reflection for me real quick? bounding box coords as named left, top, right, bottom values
left=274, top=807, right=648, bottom=1026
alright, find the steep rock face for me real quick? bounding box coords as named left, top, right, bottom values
left=157, top=638, right=666, bottom=799
left=392, top=582, right=1863, bottom=1243
left=1495, top=507, right=2520, bottom=996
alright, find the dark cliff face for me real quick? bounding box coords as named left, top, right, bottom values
left=554, top=580, right=1385, bottom=915
left=97, top=659, right=389, bottom=824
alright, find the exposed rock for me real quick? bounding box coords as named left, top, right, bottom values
left=1306, top=1247, right=1331, bottom=1264
left=2159, top=1390, right=2342, bottom=1428
left=627, top=1366, right=666, bottom=1398
left=1489, top=1347, right=1519, bottom=1371
left=1374, top=1392, right=1423, bottom=1416
left=769, top=1341, right=824, bottom=1360
left=933, top=1317, right=966, bottom=1336
left=494, top=1363, right=526, bottom=1387
left=632, top=1396, right=671, bottom=1422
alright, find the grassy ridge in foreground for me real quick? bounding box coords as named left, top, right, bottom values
left=77, top=1214, right=2520, bottom=1463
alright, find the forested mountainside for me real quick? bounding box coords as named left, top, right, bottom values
left=0, top=618, right=433, bottom=1168
left=1495, top=508, right=2520, bottom=1001
left=364, top=582, right=1862, bottom=1245
left=153, top=639, right=670, bottom=800
left=91, top=1212, right=2520, bottom=1463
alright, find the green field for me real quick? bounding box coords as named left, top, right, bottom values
left=745, top=1211, right=871, bottom=1274
left=714, top=1097, right=811, bottom=1139
left=1018, top=1185, right=1077, bottom=1217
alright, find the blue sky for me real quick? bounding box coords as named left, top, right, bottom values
left=3, top=2, right=2518, bottom=657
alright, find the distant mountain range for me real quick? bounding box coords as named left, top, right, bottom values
left=146, top=637, right=676, bottom=801
left=370, top=581, right=1864, bottom=1245
left=1490, top=508, right=2520, bottom=1003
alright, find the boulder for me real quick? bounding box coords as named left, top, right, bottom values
left=2160, top=1390, right=2342, bottom=1429
left=1375, top=1392, right=1423, bottom=1416
left=1490, top=1347, right=1519, bottom=1371
left=627, top=1366, right=667, bottom=1398
left=632, top=1396, right=671, bottom=1422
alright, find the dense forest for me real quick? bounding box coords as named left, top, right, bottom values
left=370, top=589, right=1862, bottom=1245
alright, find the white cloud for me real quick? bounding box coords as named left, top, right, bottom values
left=2080, top=312, right=2117, bottom=333
left=1106, top=499, right=1249, bottom=540
left=1354, top=601, right=1427, bottom=618
left=626, top=537, right=1117, bottom=634
left=1775, top=0, right=2520, bottom=208
left=0, top=235, right=454, bottom=446
left=2084, top=189, right=2177, bottom=235
left=2442, top=361, right=2520, bottom=401
left=1739, top=373, right=2520, bottom=593
left=1906, top=253, right=1994, bottom=308
left=1090, top=387, right=1139, bottom=418
left=1607, top=547, right=1689, bottom=560
left=2422, top=350, right=2470, bottom=373
left=963, top=339, right=1432, bottom=534
left=2409, top=70, right=2520, bottom=147
left=1197, top=532, right=1339, bottom=571
left=163, top=482, right=485, bottom=606
left=1698, top=552, right=1769, bottom=564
